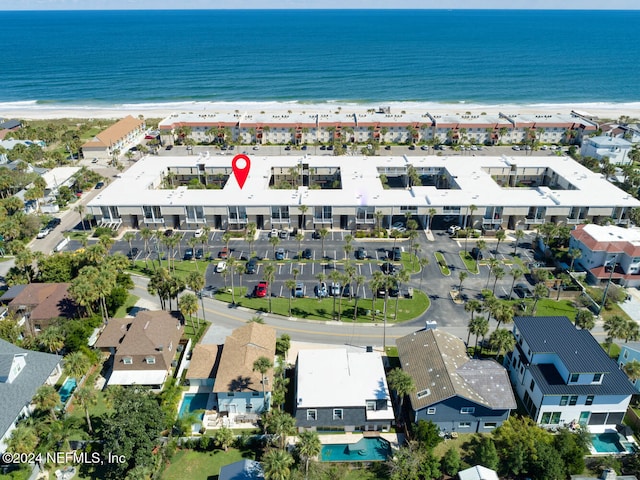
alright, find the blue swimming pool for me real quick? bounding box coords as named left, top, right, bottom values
left=58, top=377, right=77, bottom=404
left=591, top=433, right=636, bottom=454
left=320, top=437, right=391, bottom=462
left=178, top=393, right=209, bottom=420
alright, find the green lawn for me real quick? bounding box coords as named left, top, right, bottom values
left=458, top=251, right=479, bottom=274
left=434, top=252, right=451, bottom=276
left=161, top=448, right=249, bottom=480
left=183, top=320, right=210, bottom=343
left=129, top=259, right=206, bottom=281
left=400, top=252, right=420, bottom=274
left=509, top=255, right=530, bottom=273
left=113, top=294, right=140, bottom=318
left=215, top=288, right=430, bottom=323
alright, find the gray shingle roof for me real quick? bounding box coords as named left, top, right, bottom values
left=0, top=339, right=61, bottom=445
left=396, top=329, right=516, bottom=411
left=514, top=316, right=615, bottom=373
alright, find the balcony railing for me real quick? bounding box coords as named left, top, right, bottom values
left=525, top=217, right=545, bottom=224
left=143, top=218, right=165, bottom=224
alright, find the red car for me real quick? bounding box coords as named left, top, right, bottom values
left=255, top=282, right=268, bottom=298
left=218, top=247, right=229, bottom=259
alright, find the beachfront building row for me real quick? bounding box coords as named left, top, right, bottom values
left=86, top=152, right=640, bottom=233
left=158, top=108, right=597, bottom=147
left=81, top=115, right=146, bottom=160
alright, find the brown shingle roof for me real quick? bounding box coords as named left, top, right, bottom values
left=98, top=311, right=183, bottom=373
left=213, top=323, right=276, bottom=394
left=82, top=115, right=144, bottom=149
left=8, top=283, right=75, bottom=322
left=186, top=343, right=220, bottom=380
left=396, top=329, right=515, bottom=411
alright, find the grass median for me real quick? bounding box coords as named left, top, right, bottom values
left=215, top=287, right=430, bottom=323
left=458, top=251, right=479, bottom=274
left=434, top=252, right=450, bottom=276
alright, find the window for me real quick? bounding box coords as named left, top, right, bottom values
left=484, top=422, right=497, bottom=429
left=586, top=395, right=594, bottom=406
left=143, top=205, right=163, bottom=222
left=460, top=407, right=475, bottom=414
left=530, top=379, right=535, bottom=391
left=593, top=373, right=602, bottom=383
left=458, top=422, right=471, bottom=428
left=123, top=357, right=133, bottom=365
left=624, top=351, right=629, bottom=359
left=186, top=205, right=205, bottom=223
left=228, top=206, right=247, bottom=223
left=315, top=205, right=332, bottom=223
left=227, top=393, right=234, bottom=397
left=252, top=392, right=260, bottom=397
left=145, top=356, right=156, bottom=365
left=560, top=396, right=569, bottom=406
left=417, top=389, right=431, bottom=399
left=366, top=401, right=377, bottom=411
left=355, top=206, right=373, bottom=224
left=271, top=206, right=290, bottom=222
left=570, top=373, right=579, bottom=383
left=569, top=395, right=578, bottom=406
left=427, top=407, right=436, bottom=415
left=541, top=412, right=551, bottom=424
left=551, top=412, right=561, bottom=424
left=333, top=409, right=343, bottom=420
left=306, top=410, right=317, bottom=421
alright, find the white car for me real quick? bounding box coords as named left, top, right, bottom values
left=216, top=261, right=227, bottom=273
left=194, top=228, right=204, bottom=238
left=269, top=229, right=279, bottom=238
left=37, top=227, right=51, bottom=239
left=391, top=222, right=406, bottom=233
left=448, top=225, right=462, bottom=235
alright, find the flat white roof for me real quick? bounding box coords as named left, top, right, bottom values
left=88, top=153, right=640, bottom=211
left=587, top=135, right=633, bottom=148
left=582, top=224, right=640, bottom=245
left=296, top=349, right=392, bottom=416
left=107, top=369, right=167, bottom=386
left=41, top=167, right=80, bottom=190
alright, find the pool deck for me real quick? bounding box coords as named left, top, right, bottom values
left=285, top=432, right=403, bottom=452
left=588, top=428, right=638, bottom=456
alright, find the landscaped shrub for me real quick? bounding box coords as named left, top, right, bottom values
left=93, top=226, right=115, bottom=238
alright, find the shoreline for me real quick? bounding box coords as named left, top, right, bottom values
left=2, top=100, right=640, bottom=121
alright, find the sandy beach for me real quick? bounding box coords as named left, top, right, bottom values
left=2, top=101, right=640, bottom=121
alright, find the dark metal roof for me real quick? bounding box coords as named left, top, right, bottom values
left=0, top=119, right=21, bottom=130
left=529, top=363, right=636, bottom=396
left=514, top=316, right=615, bottom=373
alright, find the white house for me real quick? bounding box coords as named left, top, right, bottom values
left=506, top=316, right=636, bottom=430
left=581, top=135, right=633, bottom=165
left=570, top=224, right=640, bottom=287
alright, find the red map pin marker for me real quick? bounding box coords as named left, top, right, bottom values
left=232, top=154, right=251, bottom=189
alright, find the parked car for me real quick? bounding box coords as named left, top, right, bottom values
left=311, top=231, right=321, bottom=240
left=246, top=257, right=258, bottom=274
left=184, top=248, right=194, bottom=260
left=330, top=282, right=341, bottom=297
left=278, top=230, right=289, bottom=239
left=391, top=221, right=406, bottom=232
left=470, top=247, right=483, bottom=260
left=316, top=282, right=328, bottom=298
left=448, top=225, right=462, bottom=235
left=216, top=261, right=227, bottom=273
left=355, top=247, right=367, bottom=260
left=165, top=145, right=173, bottom=150
left=255, top=281, right=268, bottom=298
left=195, top=248, right=204, bottom=259
left=269, top=229, right=279, bottom=238
left=513, top=283, right=533, bottom=298
left=194, top=228, right=204, bottom=238
left=342, top=283, right=351, bottom=297
left=218, top=247, right=229, bottom=259
left=164, top=229, right=174, bottom=237
left=198, top=286, right=216, bottom=298
left=302, top=248, right=312, bottom=260
left=275, top=248, right=285, bottom=260
left=390, top=247, right=402, bottom=261
left=376, top=286, right=387, bottom=298
left=48, top=218, right=61, bottom=228
left=381, top=262, right=396, bottom=275
left=294, top=282, right=305, bottom=298
left=95, top=181, right=105, bottom=189
left=36, top=227, right=51, bottom=239
left=127, top=247, right=139, bottom=259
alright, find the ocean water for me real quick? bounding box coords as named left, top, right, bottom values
left=0, top=9, right=639, bottom=110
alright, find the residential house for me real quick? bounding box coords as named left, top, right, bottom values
left=294, top=348, right=394, bottom=433
left=569, top=224, right=640, bottom=287
left=185, top=343, right=220, bottom=389
left=458, top=465, right=499, bottom=480
left=396, top=329, right=516, bottom=433
left=0, top=339, right=62, bottom=453
left=213, top=322, right=276, bottom=415
left=81, top=115, right=146, bottom=160
left=580, top=135, right=633, bottom=165
left=617, top=342, right=640, bottom=393
left=94, top=310, right=184, bottom=389
left=506, top=316, right=635, bottom=428
left=219, top=459, right=264, bottom=480
left=0, top=283, right=76, bottom=334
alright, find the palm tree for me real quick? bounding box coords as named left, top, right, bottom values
left=227, top=256, right=238, bottom=304
left=296, top=430, right=321, bottom=480
left=262, top=448, right=294, bottom=480
left=245, top=222, right=256, bottom=255
left=74, top=384, right=97, bottom=433
left=471, top=317, right=489, bottom=356
left=212, top=426, right=235, bottom=452
left=492, top=266, right=505, bottom=294
left=387, top=368, right=415, bottom=421
left=6, top=423, right=39, bottom=454
left=299, top=205, right=308, bottom=230
left=285, top=279, right=296, bottom=317
left=353, top=274, right=366, bottom=322
left=428, top=208, right=436, bottom=232
left=269, top=235, right=280, bottom=260
left=33, top=384, right=60, bottom=420
left=74, top=203, right=86, bottom=230
left=485, top=258, right=499, bottom=289
left=64, top=351, right=90, bottom=380
left=509, top=268, right=523, bottom=298
left=295, top=232, right=304, bottom=259
left=179, top=293, right=199, bottom=331
left=604, top=315, right=628, bottom=355
left=569, top=247, right=582, bottom=272
left=489, top=328, right=516, bottom=359
left=494, top=302, right=514, bottom=329
left=319, top=228, right=329, bottom=259
left=370, top=271, right=384, bottom=322
left=419, top=257, right=430, bottom=289
left=393, top=269, right=410, bottom=321
left=39, top=326, right=64, bottom=354
left=467, top=204, right=477, bottom=230
left=186, top=271, right=206, bottom=324
left=123, top=231, right=136, bottom=264
left=531, top=283, right=548, bottom=315
left=253, top=356, right=274, bottom=411
left=465, top=299, right=483, bottom=346
left=495, top=229, right=506, bottom=253
left=513, top=229, right=525, bottom=256
left=264, top=264, right=276, bottom=313
left=624, top=360, right=640, bottom=383
left=328, top=269, right=342, bottom=320
left=475, top=239, right=486, bottom=271
left=575, top=309, right=595, bottom=330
